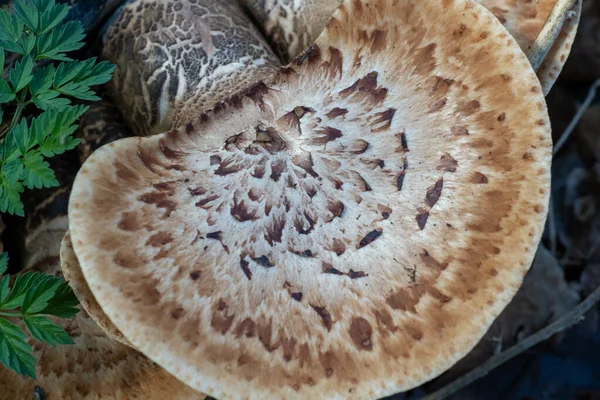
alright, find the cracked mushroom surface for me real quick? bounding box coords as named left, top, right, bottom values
left=102, top=0, right=280, bottom=136
left=69, top=0, right=552, bottom=398
left=475, top=0, right=582, bottom=95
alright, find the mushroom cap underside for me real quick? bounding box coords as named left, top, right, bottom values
left=476, top=0, right=582, bottom=95
left=68, top=0, right=551, bottom=398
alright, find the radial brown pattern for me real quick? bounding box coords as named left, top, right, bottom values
left=69, top=0, right=551, bottom=398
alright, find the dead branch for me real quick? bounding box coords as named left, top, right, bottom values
left=548, top=197, right=558, bottom=255
left=420, top=284, right=600, bottom=400
left=553, top=78, right=600, bottom=155
left=528, top=0, right=579, bottom=71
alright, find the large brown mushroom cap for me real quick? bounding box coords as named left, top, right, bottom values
left=0, top=261, right=205, bottom=400
left=475, top=0, right=582, bottom=94
left=69, top=0, right=551, bottom=398
left=102, top=0, right=280, bottom=136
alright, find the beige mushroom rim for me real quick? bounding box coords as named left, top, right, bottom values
left=68, top=0, right=551, bottom=398
left=60, top=232, right=132, bottom=347
left=475, top=0, right=581, bottom=95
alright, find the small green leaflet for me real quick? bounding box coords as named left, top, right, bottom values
left=32, top=91, right=68, bottom=110
left=13, top=0, right=39, bottom=32
left=0, top=278, right=9, bottom=305
left=0, top=318, right=36, bottom=378
left=38, top=281, right=79, bottom=319
left=9, top=55, right=33, bottom=92
left=0, top=80, right=15, bottom=103
left=0, top=271, right=37, bottom=310
left=30, top=64, right=55, bottom=96
left=23, top=316, right=74, bottom=346
left=0, top=179, right=24, bottom=217
left=0, top=267, right=80, bottom=377
left=32, top=0, right=54, bottom=15
left=3, top=158, right=24, bottom=186
left=53, top=59, right=86, bottom=88
left=0, top=271, right=80, bottom=319
left=38, top=2, right=68, bottom=35
left=0, top=253, right=7, bottom=276
left=0, top=9, right=24, bottom=44
left=36, top=21, right=85, bottom=61
left=0, top=254, right=8, bottom=305
left=33, top=105, right=86, bottom=155
left=54, top=59, right=115, bottom=101
left=21, top=151, right=58, bottom=190
left=0, top=10, right=14, bottom=41
left=20, top=272, right=63, bottom=315
left=9, top=118, right=29, bottom=155
left=20, top=32, right=36, bottom=55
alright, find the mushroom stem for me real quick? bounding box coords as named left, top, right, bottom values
left=527, top=0, right=579, bottom=71
left=421, top=283, right=600, bottom=400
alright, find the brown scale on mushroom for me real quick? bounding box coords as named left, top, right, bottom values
left=68, top=0, right=552, bottom=399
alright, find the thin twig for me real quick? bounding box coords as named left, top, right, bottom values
left=548, top=197, right=558, bottom=255
left=528, top=0, right=579, bottom=71
left=553, top=78, right=600, bottom=155
left=420, top=284, right=600, bottom=400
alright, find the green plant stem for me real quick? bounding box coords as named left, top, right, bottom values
left=0, top=88, right=29, bottom=154
left=0, top=311, right=22, bottom=318
left=9, top=103, right=25, bottom=129
left=10, top=89, right=29, bottom=129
